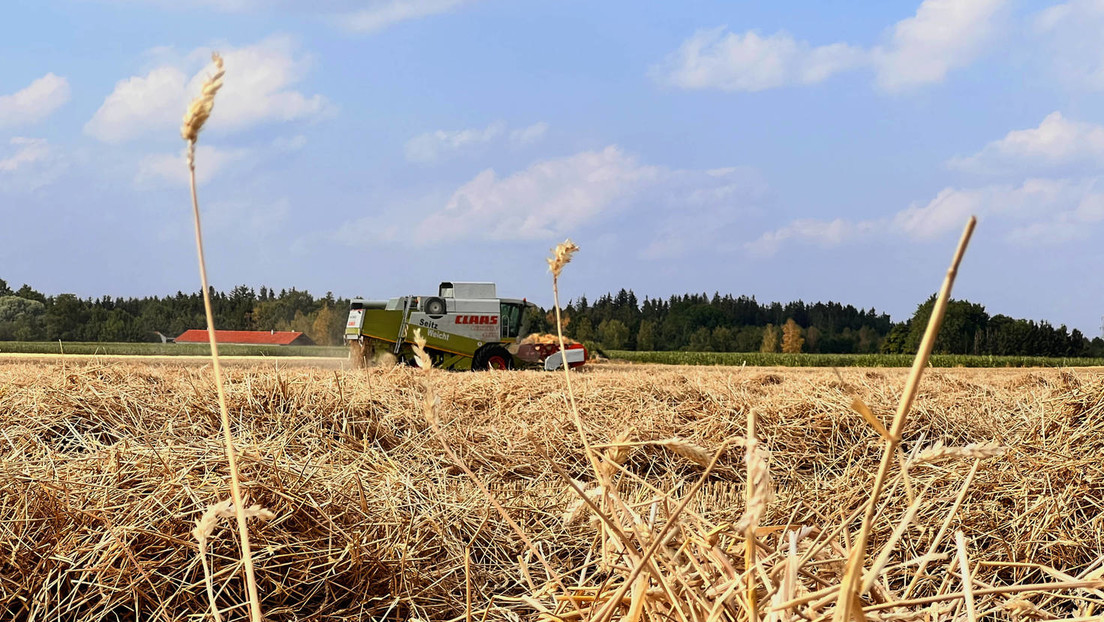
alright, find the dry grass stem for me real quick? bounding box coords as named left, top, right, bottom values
left=861, top=492, right=924, bottom=595
left=546, top=239, right=616, bottom=533
left=182, top=52, right=266, bottom=622
left=851, top=397, right=890, bottom=441
left=745, top=408, right=760, bottom=620
left=833, top=216, right=976, bottom=622
left=956, top=531, right=978, bottom=622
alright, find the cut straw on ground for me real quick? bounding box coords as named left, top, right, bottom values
left=2, top=361, right=1103, bottom=620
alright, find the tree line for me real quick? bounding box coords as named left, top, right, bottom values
left=1, top=278, right=1101, bottom=357
left=0, top=279, right=349, bottom=346
left=553, top=290, right=1104, bottom=357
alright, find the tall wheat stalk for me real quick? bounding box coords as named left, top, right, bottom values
left=182, top=53, right=265, bottom=622
left=832, top=216, right=976, bottom=622
left=547, top=240, right=597, bottom=474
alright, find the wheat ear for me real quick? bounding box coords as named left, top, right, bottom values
left=183, top=53, right=266, bottom=622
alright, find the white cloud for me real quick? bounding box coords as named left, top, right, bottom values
left=85, top=36, right=329, bottom=143
left=1035, top=0, right=1104, bottom=89
left=652, top=28, right=866, bottom=92
left=949, top=112, right=1104, bottom=172
left=510, top=121, right=549, bottom=145
left=0, top=138, right=63, bottom=191
left=872, top=0, right=1007, bottom=92
left=135, top=145, right=251, bottom=186
left=891, top=186, right=994, bottom=239
left=637, top=166, right=767, bottom=258
left=0, top=74, right=71, bottom=128
left=745, top=218, right=867, bottom=256
left=84, top=66, right=189, bottom=143
left=416, top=146, right=661, bottom=241
left=654, top=0, right=1006, bottom=93
left=408, top=148, right=765, bottom=252
left=749, top=177, right=1104, bottom=255
left=893, top=183, right=1029, bottom=238
left=405, top=122, right=505, bottom=163
left=0, top=138, right=51, bottom=172
left=340, top=0, right=478, bottom=34
left=1004, top=181, right=1104, bottom=242
left=404, top=120, right=548, bottom=163
left=325, top=148, right=765, bottom=254
left=206, top=37, right=329, bottom=130
left=754, top=109, right=1104, bottom=256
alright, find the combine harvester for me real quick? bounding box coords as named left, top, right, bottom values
left=345, top=281, right=586, bottom=371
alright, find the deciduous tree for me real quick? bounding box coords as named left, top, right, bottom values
left=760, top=323, right=780, bottom=353
left=572, top=316, right=595, bottom=343
left=311, top=305, right=335, bottom=346
left=636, top=320, right=655, bottom=351
left=599, top=319, right=629, bottom=350
left=689, top=326, right=712, bottom=351
left=782, top=319, right=804, bottom=353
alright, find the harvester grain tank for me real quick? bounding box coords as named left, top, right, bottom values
left=345, top=281, right=586, bottom=370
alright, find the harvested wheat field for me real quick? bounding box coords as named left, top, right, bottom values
left=2, top=360, right=1103, bottom=621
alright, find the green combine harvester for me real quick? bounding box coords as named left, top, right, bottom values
left=345, top=281, right=586, bottom=371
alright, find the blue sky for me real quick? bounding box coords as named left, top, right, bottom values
left=2, top=0, right=1103, bottom=335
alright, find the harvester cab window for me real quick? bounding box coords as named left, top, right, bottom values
left=500, top=303, right=522, bottom=339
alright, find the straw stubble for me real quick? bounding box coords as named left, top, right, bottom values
left=2, top=362, right=1103, bottom=620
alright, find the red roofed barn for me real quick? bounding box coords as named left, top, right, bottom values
left=175, top=330, right=315, bottom=346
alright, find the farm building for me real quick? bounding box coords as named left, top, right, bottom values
left=174, top=330, right=315, bottom=346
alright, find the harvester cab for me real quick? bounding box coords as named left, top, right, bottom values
left=345, top=281, right=586, bottom=371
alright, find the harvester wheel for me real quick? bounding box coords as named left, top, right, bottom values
left=423, top=296, right=447, bottom=317
left=472, top=344, right=513, bottom=371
